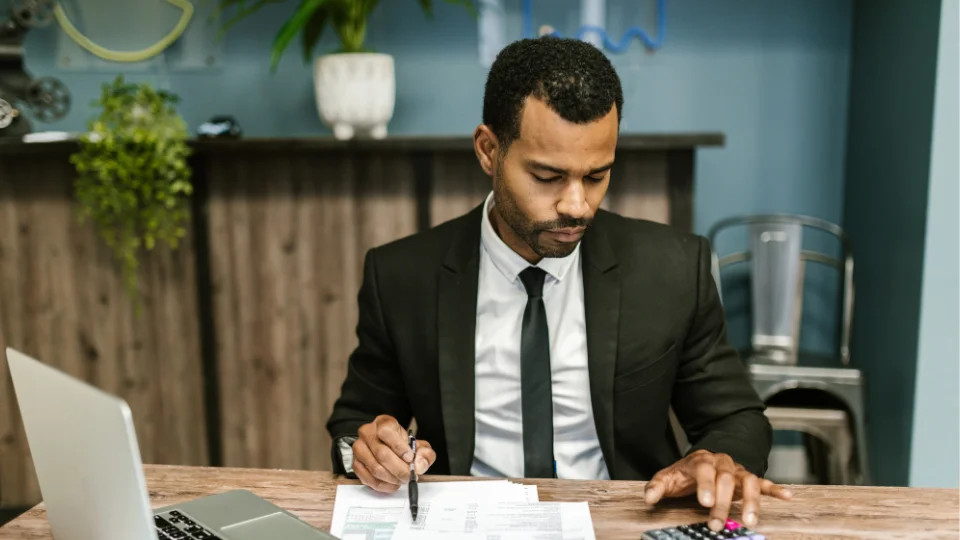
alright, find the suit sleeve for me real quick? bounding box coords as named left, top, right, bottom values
left=670, top=236, right=772, bottom=477
left=325, top=247, right=413, bottom=473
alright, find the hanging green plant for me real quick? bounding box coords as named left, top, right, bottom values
left=70, top=75, right=193, bottom=314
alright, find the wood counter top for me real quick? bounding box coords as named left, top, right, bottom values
left=1, top=464, right=957, bottom=539
left=0, top=133, right=724, bottom=156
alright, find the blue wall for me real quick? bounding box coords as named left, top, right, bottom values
left=20, top=0, right=853, bottom=236
left=909, top=0, right=959, bottom=489
left=842, top=0, right=944, bottom=487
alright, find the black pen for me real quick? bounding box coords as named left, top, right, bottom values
left=408, top=430, right=418, bottom=521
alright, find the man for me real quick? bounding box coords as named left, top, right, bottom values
left=326, top=36, right=790, bottom=532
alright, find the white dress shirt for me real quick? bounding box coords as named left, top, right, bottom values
left=470, top=192, right=610, bottom=480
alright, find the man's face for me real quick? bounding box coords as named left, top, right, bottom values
left=488, top=97, right=618, bottom=261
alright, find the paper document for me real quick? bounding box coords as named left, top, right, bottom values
left=390, top=500, right=596, bottom=540
left=330, top=480, right=538, bottom=540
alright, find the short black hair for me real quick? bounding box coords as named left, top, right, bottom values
left=482, top=36, right=624, bottom=149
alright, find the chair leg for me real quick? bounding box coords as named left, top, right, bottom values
left=851, top=395, right=871, bottom=485
left=826, top=425, right=853, bottom=485
left=802, top=432, right=828, bottom=484
left=801, top=426, right=856, bottom=485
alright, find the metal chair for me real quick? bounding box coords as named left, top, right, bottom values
left=764, top=407, right=854, bottom=485
left=707, top=214, right=869, bottom=485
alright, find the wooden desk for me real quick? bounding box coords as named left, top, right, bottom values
left=0, top=464, right=957, bottom=539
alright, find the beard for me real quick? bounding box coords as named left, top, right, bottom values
left=492, top=169, right=592, bottom=259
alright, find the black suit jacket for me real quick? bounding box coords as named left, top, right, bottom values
left=326, top=204, right=772, bottom=480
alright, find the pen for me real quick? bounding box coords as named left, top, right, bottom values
left=408, top=429, right=418, bottom=522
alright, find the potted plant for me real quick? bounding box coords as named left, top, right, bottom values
left=215, top=0, right=475, bottom=140
left=70, top=75, right=193, bottom=313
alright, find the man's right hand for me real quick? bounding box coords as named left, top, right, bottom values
left=352, top=415, right=437, bottom=493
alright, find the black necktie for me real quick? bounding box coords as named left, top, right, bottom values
left=518, top=267, right=554, bottom=478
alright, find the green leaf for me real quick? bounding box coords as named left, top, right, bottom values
left=215, top=0, right=473, bottom=68
left=301, top=7, right=329, bottom=62
left=69, top=74, right=193, bottom=315
left=270, top=0, right=329, bottom=71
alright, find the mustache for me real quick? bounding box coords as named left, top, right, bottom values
left=534, top=217, right=592, bottom=230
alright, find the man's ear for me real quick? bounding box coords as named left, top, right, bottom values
left=473, top=124, right=499, bottom=177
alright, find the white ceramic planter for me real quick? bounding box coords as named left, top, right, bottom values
left=313, top=53, right=396, bottom=140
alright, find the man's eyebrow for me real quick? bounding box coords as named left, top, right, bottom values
left=526, top=160, right=615, bottom=176
left=588, top=161, right=615, bottom=175
left=527, top=160, right=567, bottom=175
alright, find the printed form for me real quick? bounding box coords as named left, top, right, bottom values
left=330, top=480, right=540, bottom=540
left=390, top=500, right=597, bottom=540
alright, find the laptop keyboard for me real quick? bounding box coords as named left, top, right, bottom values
left=154, top=510, right=221, bottom=540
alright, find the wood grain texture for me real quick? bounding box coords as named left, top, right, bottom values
left=601, top=150, right=671, bottom=224
left=1, top=464, right=957, bottom=540
left=206, top=151, right=417, bottom=472
left=430, top=149, right=677, bottom=227
left=0, top=159, right=208, bottom=507
left=429, top=152, right=491, bottom=227
left=667, top=149, right=695, bottom=233
left=0, top=141, right=703, bottom=505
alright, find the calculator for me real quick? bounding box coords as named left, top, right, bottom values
left=641, top=519, right=766, bottom=539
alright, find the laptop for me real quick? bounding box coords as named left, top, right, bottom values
left=5, top=347, right=339, bottom=540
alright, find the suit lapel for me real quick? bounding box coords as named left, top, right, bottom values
left=581, top=219, right=620, bottom=479
left=437, top=204, right=484, bottom=475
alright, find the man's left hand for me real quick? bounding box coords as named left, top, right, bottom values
left=642, top=450, right=792, bottom=531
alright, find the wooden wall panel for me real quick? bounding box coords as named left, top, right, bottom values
left=208, top=151, right=418, bottom=471
left=0, top=137, right=706, bottom=505
left=430, top=150, right=672, bottom=227
left=0, top=157, right=208, bottom=507
left=602, top=150, right=671, bottom=224
left=430, top=153, right=491, bottom=226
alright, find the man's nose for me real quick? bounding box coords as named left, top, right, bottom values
left=557, top=181, right=590, bottom=219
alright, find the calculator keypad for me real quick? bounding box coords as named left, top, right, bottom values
left=642, top=520, right=766, bottom=540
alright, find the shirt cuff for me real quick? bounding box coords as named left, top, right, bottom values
left=336, top=436, right=359, bottom=475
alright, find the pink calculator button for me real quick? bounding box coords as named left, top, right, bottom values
left=725, top=519, right=741, bottom=530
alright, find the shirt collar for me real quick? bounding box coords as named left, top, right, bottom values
left=479, top=191, right=580, bottom=284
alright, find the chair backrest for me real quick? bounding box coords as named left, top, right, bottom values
left=707, top=214, right=854, bottom=365
left=749, top=221, right=805, bottom=358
